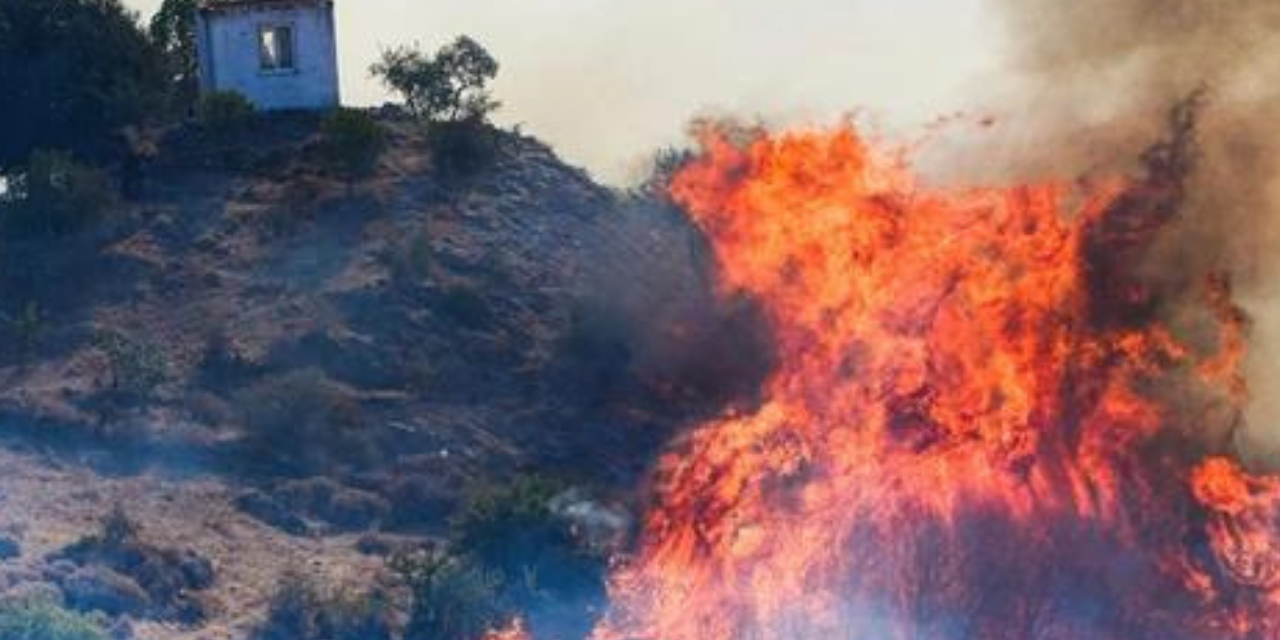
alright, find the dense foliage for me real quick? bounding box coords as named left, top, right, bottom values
left=0, top=151, right=114, bottom=239
left=0, top=598, right=108, bottom=640
left=148, top=0, right=200, bottom=108
left=258, top=570, right=393, bottom=640
left=0, top=0, right=165, bottom=168
left=196, top=90, right=256, bottom=138
left=320, top=109, right=388, bottom=179
left=371, top=36, right=500, bottom=123
left=393, top=550, right=504, bottom=640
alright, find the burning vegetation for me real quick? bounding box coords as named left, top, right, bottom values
left=588, top=100, right=1280, bottom=640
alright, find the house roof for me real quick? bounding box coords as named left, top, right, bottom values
left=198, top=0, right=332, bottom=15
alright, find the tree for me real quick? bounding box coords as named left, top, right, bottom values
left=149, top=0, right=200, bottom=108
left=370, top=36, right=500, bottom=123
left=0, top=150, right=114, bottom=239
left=0, top=0, right=166, bottom=169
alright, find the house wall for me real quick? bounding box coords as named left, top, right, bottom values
left=195, top=2, right=340, bottom=111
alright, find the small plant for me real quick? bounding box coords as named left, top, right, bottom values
left=98, top=505, right=140, bottom=548
left=451, top=476, right=609, bottom=639
left=258, top=570, right=393, bottom=640
left=92, top=330, right=170, bottom=401
left=0, top=597, right=108, bottom=640
left=320, top=109, right=387, bottom=180
left=0, top=150, right=113, bottom=240
left=452, top=476, right=565, bottom=577
left=435, top=283, right=493, bottom=327
left=196, top=90, right=255, bottom=138
left=234, top=369, right=370, bottom=468
left=392, top=549, right=504, bottom=640
left=384, top=228, right=434, bottom=285
left=427, top=117, right=498, bottom=179
left=371, top=36, right=501, bottom=177
left=632, top=146, right=695, bottom=201
left=5, top=300, right=45, bottom=357
left=58, top=505, right=214, bottom=624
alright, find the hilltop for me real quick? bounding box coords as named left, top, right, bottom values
left=0, top=112, right=770, bottom=640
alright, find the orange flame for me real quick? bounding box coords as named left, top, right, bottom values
left=483, top=618, right=532, bottom=640
left=592, top=124, right=1280, bottom=640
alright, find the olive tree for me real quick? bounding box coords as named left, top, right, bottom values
left=370, top=36, right=500, bottom=123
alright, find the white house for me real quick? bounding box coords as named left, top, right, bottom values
left=194, top=0, right=340, bottom=111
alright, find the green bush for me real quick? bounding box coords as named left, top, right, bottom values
left=197, top=91, right=255, bottom=138
left=451, top=476, right=608, bottom=639
left=320, top=109, right=387, bottom=180
left=452, top=476, right=564, bottom=576
left=370, top=36, right=500, bottom=123
left=0, top=150, right=113, bottom=239
left=427, top=118, right=498, bottom=179
left=258, top=570, right=392, bottom=640
left=234, top=369, right=370, bottom=468
left=0, top=598, right=108, bottom=640
left=384, top=228, right=434, bottom=285
left=5, top=300, right=46, bottom=357
left=92, top=330, right=170, bottom=401
left=0, top=0, right=167, bottom=169
left=392, top=549, right=503, bottom=640
left=435, top=284, right=493, bottom=327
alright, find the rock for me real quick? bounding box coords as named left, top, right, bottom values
left=176, top=550, right=215, bottom=591
left=382, top=473, right=459, bottom=530
left=108, top=617, right=135, bottom=640
left=42, top=559, right=79, bottom=583
left=0, top=535, right=21, bottom=560
left=354, top=533, right=430, bottom=557
left=58, top=566, right=151, bottom=616
left=235, top=490, right=311, bottom=536
left=318, top=487, right=390, bottom=531
left=1, top=580, right=64, bottom=606
left=269, top=478, right=391, bottom=532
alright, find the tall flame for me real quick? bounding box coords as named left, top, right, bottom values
left=594, top=120, right=1280, bottom=640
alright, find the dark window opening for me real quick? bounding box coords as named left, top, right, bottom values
left=259, top=25, right=295, bottom=71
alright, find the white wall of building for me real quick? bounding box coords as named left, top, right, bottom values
left=196, top=1, right=340, bottom=111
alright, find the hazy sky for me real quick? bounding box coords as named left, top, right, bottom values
left=125, top=0, right=1006, bottom=182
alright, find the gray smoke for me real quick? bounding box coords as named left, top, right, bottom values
left=976, top=0, right=1280, bottom=464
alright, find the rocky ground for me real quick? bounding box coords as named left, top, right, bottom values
left=0, top=113, right=769, bottom=638
left=0, top=434, right=381, bottom=640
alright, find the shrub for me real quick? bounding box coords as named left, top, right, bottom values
left=427, top=117, right=498, bottom=179
left=91, top=330, right=170, bottom=401
left=451, top=476, right=608, bottom=639
left=149, top=0, right=200, bottom=111
left=234, top=369, right=370, bottom=469
left=384, top=228, right=434, bottom=285
left=370, top=36, right=500, bottom=123
left=392, top=549, right=504, bottom=640
left=320, top=109, right=387, bottom=180
left=434, top=283, right=493, bottom=327
left=551, top=304, right=636, bottom=408
left=632, top=146, right=695, bottom=201
left=258, top=570, right=393, bottom=640
left=0, top=597, right=108, bottom=640
left=56, top=506, right=214, bottom=623
left=5, top=300, right=46, bottom=357
left=0, top=150, right=113, bottom=240
left=197, top=90, right=255, bottom=138
left=0, top=0, right=167, bottom=169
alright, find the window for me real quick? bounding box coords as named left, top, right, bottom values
left=259, top=25, right=295, bottom=72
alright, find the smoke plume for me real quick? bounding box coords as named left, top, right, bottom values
left=978, top=0, right=1280, bottom=463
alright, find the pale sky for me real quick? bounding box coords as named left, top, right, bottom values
left=125, top=0, right=1007, bottom=183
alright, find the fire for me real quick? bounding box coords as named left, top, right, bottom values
left=593, top=119, right=1280, bottom=640
left=484, top=618, right=532, bottom=640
